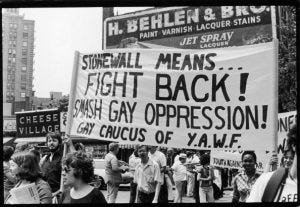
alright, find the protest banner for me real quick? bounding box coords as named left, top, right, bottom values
left=210, top=111, right=296, bottom=171
left=104, top=6, right=276, bottom=49
left=15, top=109, right=60, bottom=138
left=210, top=150, right=266, bottom=172
left=277, top=110, right=297, bottom=160
left=67, top=41, right=277, bottom=151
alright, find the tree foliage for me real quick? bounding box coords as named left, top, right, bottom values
left=278, top=6, right=297, bottom=112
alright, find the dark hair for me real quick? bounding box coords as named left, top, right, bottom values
left=30, top=149, right=41, bottom=163
left=74, top=143, right=85, bottom=151
left=63, top=151, right=94, bottom=183
left=137, top=145, right=149, bottom=152
left=200, top=153, right=210, bottom=165
left=12, top=152, right=42, bottom=182
left=286, top=124, right=297, bottom=152
left=241, top=151, right=257, bottom=162
left=3, top=146, right=14, bottom=162
left=46, top=132, right=62, bottom=144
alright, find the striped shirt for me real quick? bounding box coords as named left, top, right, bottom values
left=232, top=170, right=261, bottom=202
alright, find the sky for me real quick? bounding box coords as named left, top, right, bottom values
left=19, top=7, right=151, bottom=98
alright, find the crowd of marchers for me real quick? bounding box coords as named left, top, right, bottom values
left=3, top=124, right=297, bottom=204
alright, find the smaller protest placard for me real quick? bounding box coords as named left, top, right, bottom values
left=9, top=183, right=40, bottom=204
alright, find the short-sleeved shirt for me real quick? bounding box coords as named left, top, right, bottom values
left=247, top=171, right=297, bottom=202
left=149, top=150, right=166, bottom=183
left=60, top=187, right=107, bottom=204
left=105, top=152, right=122, bottom=184
left=134, top=159, right=161, bottom=194
left=171, top=162, right=187, bottom=182
left=232, top=170, right=261, bottom=202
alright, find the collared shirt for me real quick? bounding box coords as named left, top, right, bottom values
left=232, top=170, right=261, bottom=203
left=149, top=150, right=166, bottom=183
left=134, top=159, right=161, bottom=194
left=105, top=152, right=122, bottom=184
left=171, top=162, right=187, bottom=182
left=129, top=153, right=141, bottom=177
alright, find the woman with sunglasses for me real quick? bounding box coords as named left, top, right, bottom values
left=5, top=152, right=52, bottom=204
left=232, top=151, right=261, bottom=204
left=60, top=151, right=107, bottom=204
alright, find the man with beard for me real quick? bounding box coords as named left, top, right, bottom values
left=40, top=132, right=64, bottom=194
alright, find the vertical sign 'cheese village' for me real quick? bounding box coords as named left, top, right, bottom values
left=104, top=6, right=276, bottom=49
left=16, top=109, right=61, bottom=137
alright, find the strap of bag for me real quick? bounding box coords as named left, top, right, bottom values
left=261, top=167, right=289, bottom=202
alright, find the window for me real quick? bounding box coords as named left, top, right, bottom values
left=12, top=49, right=16, bottom=54
left=9, top=23, right=13, bottom=28
left=21, top=92, right=26, bottom=98
left=22, top=49, right=27, bottom=56
left=22, top=66, right=27, bottom=71
left=9, top=41, right=12, bottom=45
left=22, top=58, right=27, bottom=64
left=21, top=74, right=26, bottom=81
left=12, top=58, right=16, bottom=63
left=24, top=25, right=28, bottom=30
left=8, top=48, right=12, bottom=54
left=14, top=23, right=17, bottom=29
left=13, top=41, right=16, bottom=47
left=23, top=33, right=28, bottom=38
left=22, top=41, right=27, bottom=47
left=21, top=83, right=26, bottom=90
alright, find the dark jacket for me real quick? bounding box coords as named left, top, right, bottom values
left=41, top=147, right=63, bottom=193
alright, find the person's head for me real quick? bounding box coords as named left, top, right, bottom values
left=74, top=143, right=85, bottom=152
left=46, top=132, right=62, bottom=153
left=186, top=151, right=193, bottom=158
left=241, top=151, right=257, bottom=172
left=281, top=149, right=295, bottom=168
left=200, top=153, right=210, bottom=166
left=167, top=148, right=174, bottom=157
left=109, top=143, right=119, bottom=155
left=30, top=149, right=41, bottom=164
left=137, top=145, right=149, bottom=160
left=10, top=151, right=42, bottom=182
left=179, top=153, right=187, bottom=164
left=62, top=151, right=94, bottom=187
left=3, top=146, right=14, bottom=162
left=149, top=146, right=157, bottom=154
left=14, top=142, right=29, bottom=154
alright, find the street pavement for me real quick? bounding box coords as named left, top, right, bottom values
left=101, top=187, right=233, bottom=203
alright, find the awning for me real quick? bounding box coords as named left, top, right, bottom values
left=14, top=137, right=46, bottom=143
left=3, top=137, right=14, bottom=144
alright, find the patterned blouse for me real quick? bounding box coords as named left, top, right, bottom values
left=232, top=170, right=261, bottom=203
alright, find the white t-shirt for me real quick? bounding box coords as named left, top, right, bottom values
left=171, top=162, right=187, bottom=182
left=247, top=171, right=298, bottom=202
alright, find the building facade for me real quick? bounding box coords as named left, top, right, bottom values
left=2, top=8, right=35, bottom=114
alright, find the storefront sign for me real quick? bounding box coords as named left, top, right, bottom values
left=105, top=6, right=276, bottom=49
left=16, top=109, right=60, bottom=137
